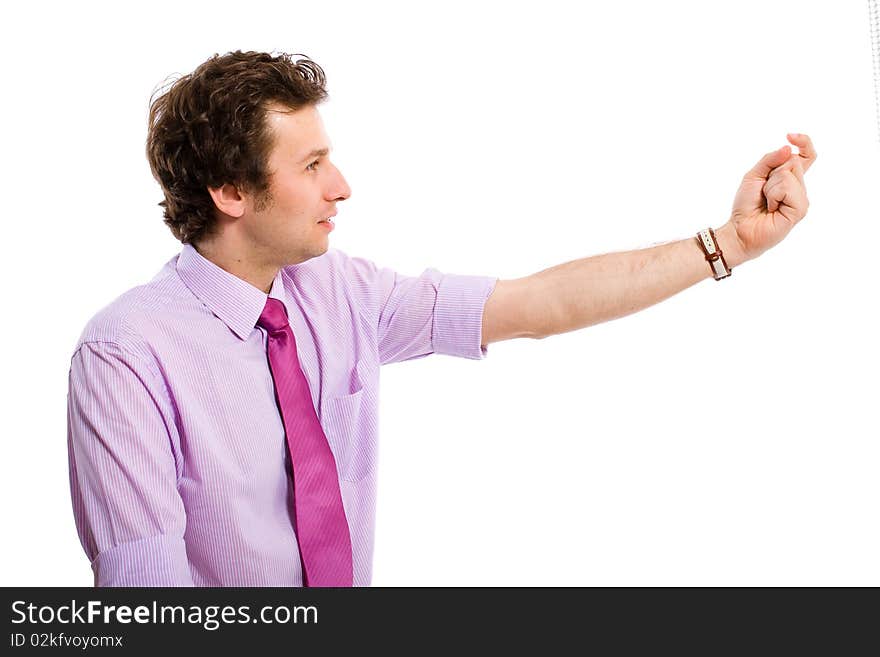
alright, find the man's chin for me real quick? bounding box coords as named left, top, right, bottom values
left=311, top=240, right=331, bottom=258
left=282, top=243, right=328, bottom=267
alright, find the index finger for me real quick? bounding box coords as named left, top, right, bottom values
left=786, top=133, right=817, bottom=173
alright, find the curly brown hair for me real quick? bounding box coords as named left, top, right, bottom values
left=146, top=50, right=329, bottom=245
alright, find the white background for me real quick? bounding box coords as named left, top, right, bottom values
left=2, top=0, right=878, bottom=586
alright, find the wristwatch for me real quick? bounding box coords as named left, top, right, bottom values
left=695, top=228, right=732, bottom=280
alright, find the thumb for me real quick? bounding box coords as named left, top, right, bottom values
left=744, top=144, right=792, bottom=181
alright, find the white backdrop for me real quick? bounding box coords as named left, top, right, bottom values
left=2, top=0, right=877, bottom=586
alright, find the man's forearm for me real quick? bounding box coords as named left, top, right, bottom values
left=527, top=222, right=747, bottom=339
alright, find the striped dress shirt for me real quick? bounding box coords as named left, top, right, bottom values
left=66, top=243, right=498, bottom=586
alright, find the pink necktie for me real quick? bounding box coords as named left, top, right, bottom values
left=257, top=297, right=353, bottom=587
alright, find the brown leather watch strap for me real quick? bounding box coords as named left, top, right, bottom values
left=695, top=228, right=732, bottom=280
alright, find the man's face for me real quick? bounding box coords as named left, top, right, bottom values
left=242, top=103, right=351, bottom=266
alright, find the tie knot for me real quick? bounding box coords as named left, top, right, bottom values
left=257, top=298, right=290, bottom=333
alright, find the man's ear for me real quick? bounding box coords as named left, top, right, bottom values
left=206, top=183, right=247, bottom=218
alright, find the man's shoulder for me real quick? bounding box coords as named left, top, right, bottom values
left=73, top=260, right=187, bottom=357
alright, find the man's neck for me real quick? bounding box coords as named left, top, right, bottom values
left=192, top=241, right=278, bottom=295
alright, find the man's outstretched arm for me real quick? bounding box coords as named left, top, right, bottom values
left=482, top=133, right=817, bottom=345
left=482, top=223, right=746, bottom=343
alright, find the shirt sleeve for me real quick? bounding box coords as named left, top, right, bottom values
left=337, top=252, right=499, bottom=366
left=67, top=340, right=194, bottom=587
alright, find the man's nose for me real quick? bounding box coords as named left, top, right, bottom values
left=331, top=168, right=352, bottom=201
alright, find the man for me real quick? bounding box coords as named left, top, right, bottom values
left=66, top=50, right=816, bottom=587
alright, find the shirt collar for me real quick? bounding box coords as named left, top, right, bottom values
left=176, top=243, right=288, bottom=341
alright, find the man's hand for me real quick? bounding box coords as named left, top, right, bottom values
left=725, top=133, right=817, bottom=263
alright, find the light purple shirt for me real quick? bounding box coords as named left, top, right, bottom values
left=67, top=243, right=497, bottom=586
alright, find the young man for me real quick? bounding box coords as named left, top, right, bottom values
left=66, top=50, right=816, bottom=587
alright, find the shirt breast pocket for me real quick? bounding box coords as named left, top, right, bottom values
left=320, top=359, right=376, bottom=482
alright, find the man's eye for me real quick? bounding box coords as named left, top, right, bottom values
left=306, top=160, right=320, bottom=171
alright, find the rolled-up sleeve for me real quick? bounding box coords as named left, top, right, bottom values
left=67, top=340, right=194, bottom=586
left=338, top=252, right=498, bottom=365
left=431, top=271, right=498, bottom=359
